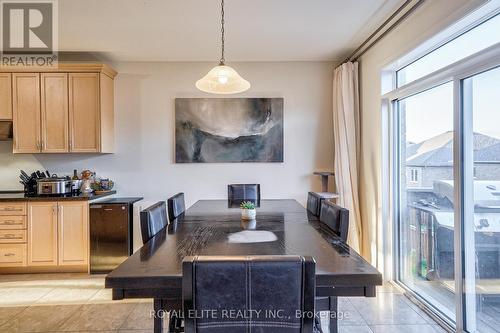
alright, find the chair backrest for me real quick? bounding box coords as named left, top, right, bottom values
left=306, top=192, right=324, bottom=216
left=183, top=255, right=316, bottom=333
left=140, top=201, right=168, bottom=244
left=168, top=192, right=185, bottom=222
left=319, top=200, right=349, bottom=242
left=227, top=184, right=261, bottom=202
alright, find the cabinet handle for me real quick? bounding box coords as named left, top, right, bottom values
left=1, top=234, right=21, bottom=239
left=3, top=253, right=15, bottom=257
left=1, top=220, right=19, bottom=225
left=1, top=207, right=21, bottom=212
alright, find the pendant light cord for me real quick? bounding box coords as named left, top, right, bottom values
left=219, top=0, right=225, bottom=65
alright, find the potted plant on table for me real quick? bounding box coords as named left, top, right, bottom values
left=240, top=201, right=257, bottom=220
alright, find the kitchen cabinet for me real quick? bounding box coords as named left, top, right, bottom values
left=28, top=202, right=58, bottom=266
left=41, top=73, right=69, bottom=152
left=12, top=73, right=41, bottom=153
left=0, top=202, right=27, bottom=268
left=58, top=201, right=89, bottom=266
left=0, top=73, right=12, bottom=120
left=1, top=63, right=116, bottom=154
left=68, top=73, right=114, bottom=153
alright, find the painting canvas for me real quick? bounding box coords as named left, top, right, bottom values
left=175, top=98, right=284, bottom=163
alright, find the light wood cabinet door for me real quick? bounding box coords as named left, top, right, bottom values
left=58, top=201, right=88, bottom=266
left=0, top=73, right=12, bottom=120
left=41, top=73, right=69, bottom=152
left=28, top=202, right=58, bottom=266
left=12, top=73, right=41, bottom=153
left=69, top=73, right=100, bottom=152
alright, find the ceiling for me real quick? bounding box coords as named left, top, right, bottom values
left=58, top=0, right=401, bottom=62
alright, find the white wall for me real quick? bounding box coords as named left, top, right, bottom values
left=357, top=0, right=487, bottom=275
left=0, top=61, right=335, bottom=249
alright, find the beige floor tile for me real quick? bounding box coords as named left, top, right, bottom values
left=57, top=303, right=137, bottom=331
left=349, top=293, right=428, bottom=325
left=120, top=302, right=155, bottom=330
left=1, top=304, right=81, bottom=333
left=35, top=287, right=100, bottom=305
left=0, top=306, right=26, bottom=327
left=339, top=325, right=373, bottom=333
left=369, top=324, right=446, bottom=333
left=0, top=287, right=54, bottom=306
left=338, top=297, right=367, bottom=326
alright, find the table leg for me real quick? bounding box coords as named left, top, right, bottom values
left=153, top=298, right=165, bottom=333
left=321, top=175, right=329, bottom=192
left=329, top=296, right=338, bottom=333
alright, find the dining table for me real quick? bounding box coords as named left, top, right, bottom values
left=105, top=199, right=382, bottom=333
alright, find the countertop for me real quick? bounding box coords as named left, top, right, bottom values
left=0, top=190, right=117, bottom=202
left=91, top=197, right=143, bottom=205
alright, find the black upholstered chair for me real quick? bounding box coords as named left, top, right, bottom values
left=316, top=201, right=350, bottom=333
left=306, top=192, right=324, bottom=217
left=183, top=255, right=317, bottom=333
left=227, top=184, right=261, bottom=203
left=319, top=200, right=349, bottom=242
left=140, top=201, right=168, bottom=244
left=168, top=192, right=186, bottom=223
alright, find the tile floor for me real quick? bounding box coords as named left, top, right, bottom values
left=0, top=273, right=448, bottom=333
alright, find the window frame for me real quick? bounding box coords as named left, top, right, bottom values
left=383, top=33, right=500, bottom=333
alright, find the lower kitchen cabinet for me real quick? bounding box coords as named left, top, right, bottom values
left=28, top=202, right=58, bottom=266
left=0, top=200, right=89, bottom=271
left=58, top=202, right=89, bottom=266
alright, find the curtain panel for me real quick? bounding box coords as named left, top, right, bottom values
left=332, top=62, right=362, bottom=253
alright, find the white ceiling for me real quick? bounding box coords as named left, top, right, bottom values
left=58, top=0, right=402, bottom=62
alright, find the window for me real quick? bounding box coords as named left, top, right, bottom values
left=397, top=13, right=500, bottom=87
left=410, top=169, right=419, bottom=183
left=385, top=4, right=500, bottom=332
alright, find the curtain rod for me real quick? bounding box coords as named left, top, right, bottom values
left=345, top=0, right=426, bottom=63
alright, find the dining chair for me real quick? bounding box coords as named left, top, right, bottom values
left=317, top=200, right=350, bottom=333
left=227, top=184, right=261, bottom=202
left=168, top=192, right=186, bottom=223
left=319, top=200, right=349, bottom=242
left=182, top=255, right=317, bottom=333
left=140, top=201, right=168, bottom=244
left=306, top=192, right=324, bottom=217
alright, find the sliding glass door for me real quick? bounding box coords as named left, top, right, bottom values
left=387, top=7, right=500, bottom=331
left=392, top=63, right=500, bottom=332
left=396, top=82, right=456, bottom=321
left=463, top=66, right=500, bottom=333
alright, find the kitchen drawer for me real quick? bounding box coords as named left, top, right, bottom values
left=0, top=202, right=27, bottom=216
left=0, top=230, right=26, bottom=243
left=0, top=216, right=26, bottom=229
left=0, top=244, right=27, bottom=267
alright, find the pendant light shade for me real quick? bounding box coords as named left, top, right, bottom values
left=196, top=0, right=250, bottom=94
left=196, top=65, right=250, bottom=94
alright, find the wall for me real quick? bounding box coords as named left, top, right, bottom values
left=358, top=0, right=487, bottom=276
left=0, top=61, right=335, bottom=249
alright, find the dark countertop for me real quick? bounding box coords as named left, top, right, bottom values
left=0, top=190, right=117, bottom=202
left=91, top=197, right=143, bottom=205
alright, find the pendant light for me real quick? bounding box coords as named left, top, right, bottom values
left=196, top=0, right=250, bottom=94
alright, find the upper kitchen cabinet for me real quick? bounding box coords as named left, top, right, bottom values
left=41, top=73, right=69, bottom=153
left=1, top=63, right=117, bottom=154
left=12, top=73, right=41, bottom=153
left=0, top=73, right=12, bottom=120
left=69, top=73, right=114, bottom=153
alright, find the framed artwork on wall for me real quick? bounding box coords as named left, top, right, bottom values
left=175, top=98, right=284, bottom=163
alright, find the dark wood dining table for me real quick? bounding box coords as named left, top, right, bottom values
left=105, top=199, right=382, bottom=332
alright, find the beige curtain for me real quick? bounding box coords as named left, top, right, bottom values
left=332, top=62, right=362, bottom=253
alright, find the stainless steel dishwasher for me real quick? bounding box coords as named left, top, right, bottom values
left=89, top=197, right=142, bottom=274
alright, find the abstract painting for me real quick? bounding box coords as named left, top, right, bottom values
left=175, top=98, right=284, bottom=163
